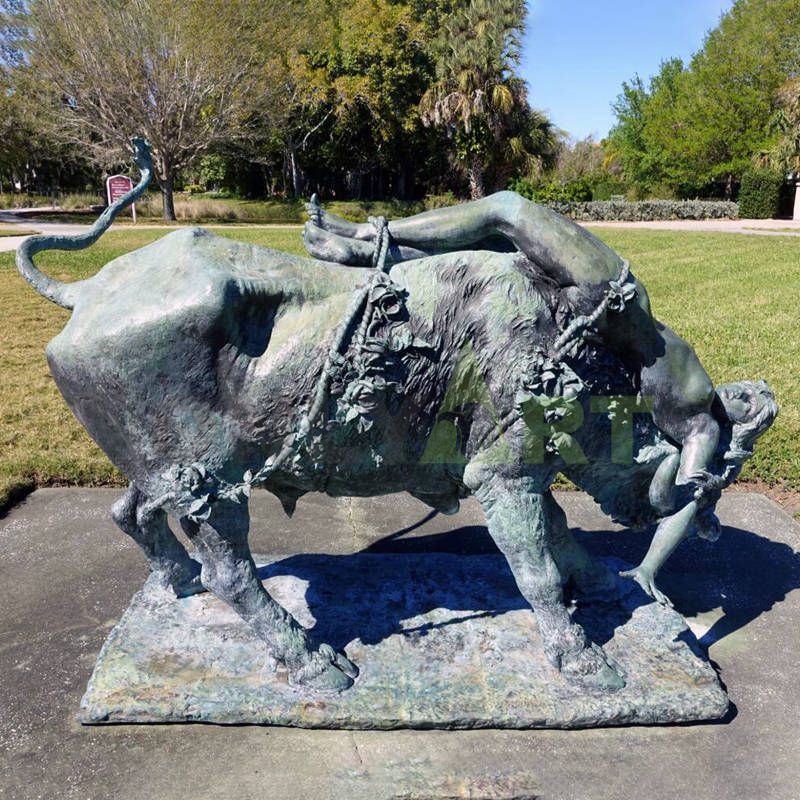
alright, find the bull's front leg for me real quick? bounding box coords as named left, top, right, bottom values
left=468, top=471, right=625, bottom=690
left=179, top=499, right=357, bottom=692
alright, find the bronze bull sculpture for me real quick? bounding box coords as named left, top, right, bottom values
left=17, top=140, right=776, bottom=692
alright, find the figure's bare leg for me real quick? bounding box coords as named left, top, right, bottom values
left=305, top=190, right=624, bottom=279
left=179, top=500, right=357, bottom=691
left=304, top=194, right=373, bottom=240
left=470, top=471, right=624, bottom=690
left=386, top=191, right=625, bottom=284
left=111, top=484, right=202, bottom=597
left=303, top=220, right=435, bottom=265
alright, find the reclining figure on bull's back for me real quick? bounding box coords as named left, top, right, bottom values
left=17, top=139, right=777, bottom=695
left=304, top=192, right=778, bottom=606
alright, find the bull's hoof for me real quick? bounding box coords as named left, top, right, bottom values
left=560, top=643, right=626, bottom=691
left=155, top=559, right=205, bottom=598
left=291, top=644, right=358, bottom=693
left=170, top=559, right=205, bottom=598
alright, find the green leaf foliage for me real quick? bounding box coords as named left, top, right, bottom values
left=737, top=168, right=784, bottom=219
left=608, top=0, right=800, bottom=198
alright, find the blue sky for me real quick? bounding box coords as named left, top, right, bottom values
left=520, top=0, right=735, bottom=141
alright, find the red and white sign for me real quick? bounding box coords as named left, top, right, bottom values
left=106, top=174, right=136, bottom=222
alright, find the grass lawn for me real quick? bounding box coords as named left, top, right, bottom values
left=1, top=226, right=797, bottom=511
left=21, top=195, right=428, bottom=226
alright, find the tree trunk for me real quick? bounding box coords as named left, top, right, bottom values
left=346, top=170, right=361, bottom=199
left=724, top=173, right=734, bottom=201
left=160, top=164, right=176, bottom=221
left=467, top=160, right=485, bottom=199
left=288, top=143, right=304, bottom=198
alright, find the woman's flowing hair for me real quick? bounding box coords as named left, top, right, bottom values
left=723, top=380, right=779, bottom=465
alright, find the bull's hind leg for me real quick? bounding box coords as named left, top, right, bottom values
left=470, top=473, right=624, bottom=690
left=542, top=492, right=617, bottom=601
left=111, top=484, right=202, bottom=597
left=179, top=499, right=357, bottom=692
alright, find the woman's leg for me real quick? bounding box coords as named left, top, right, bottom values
left=306, top=190, right=625, bottom=284
left=303, top=220, right=435, bottom=266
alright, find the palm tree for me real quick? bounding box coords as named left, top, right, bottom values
left=419, top=0, right=539, bottom=198
left=755, top=77, right=800, bottom=217
left=772, top=78, right=800, bottom=174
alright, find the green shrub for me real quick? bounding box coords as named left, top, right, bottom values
left=587, top=174, right=628, bottom=201
left=504, top=182, right=737, bottom=220
left=545, top=199, right=738, bottom=221
left=184, top=184, right=204, bottom=195
left=423, top=191, right=458, bottom=210
left=738, top=169, right=783, bottom=219
left=509, top=177, right=593, bottom=203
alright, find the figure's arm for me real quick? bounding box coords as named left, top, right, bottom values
left=620, top=499, right=699, bottom=607
left=647, top=450, right=681, bottom=515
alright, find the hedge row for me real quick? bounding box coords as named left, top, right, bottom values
left=737, top=169, right=783, bottom=219
left=544, top=199, right=739, bottom=222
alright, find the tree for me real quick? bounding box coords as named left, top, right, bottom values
left=15, top=0, right=265, bottom=218
left=419, top=0, right=537, bottom=198
left=277, top=0, right=436, bottom=199
left=765, top=77, right=800, bottom=174
left=663, top=0, right=798, bottom=196
left=609, top=0, right=800, bottom=199
left=607, top=75, right=650, bottom=188
left=607, top=60, right=693, bottom=196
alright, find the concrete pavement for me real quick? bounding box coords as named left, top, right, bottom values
left=0, top=211, right=94, bottom=253
left=1, top=488, right=799, bottom=800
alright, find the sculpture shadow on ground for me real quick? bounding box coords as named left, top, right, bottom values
left=573, top=523, right=800, bottom=652
left=256, top=517, right=800, bottom=656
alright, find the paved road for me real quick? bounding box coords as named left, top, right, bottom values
left=2, top=211, right=800, bottom=253
left=586, top=217, right=800, bottom=236
left=2, top=488, right=799, bottom=800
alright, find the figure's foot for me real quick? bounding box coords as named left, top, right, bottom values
left=559, top=643, right=626, bottom=691
left=290, top=643, right=358, bottom=692
left=303, top=221, right=374, bottom=266
left=619, top=565, right=673, bottom=608
left=304, top=194, right=374, bottom=240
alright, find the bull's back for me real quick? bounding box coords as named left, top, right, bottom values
left=46, top=228, right=361, bottom=490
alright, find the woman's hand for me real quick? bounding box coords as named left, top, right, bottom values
left=619, top=565, right=673, bottom=608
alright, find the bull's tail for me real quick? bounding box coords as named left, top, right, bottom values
left=16, top=137, right=153, bottom=310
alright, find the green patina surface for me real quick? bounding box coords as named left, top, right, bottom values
left=2, top=227, right=795, bottom=513
left=80, top=553, right=728, bottom=728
